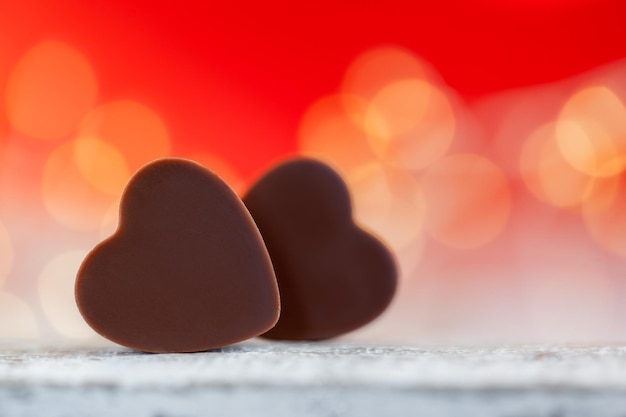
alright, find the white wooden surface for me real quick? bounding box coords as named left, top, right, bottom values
left=2, top=342, right=626, bottom=416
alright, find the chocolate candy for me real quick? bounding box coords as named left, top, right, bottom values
left=243, top=158, right=397, bottom=340
left=75, top=158, right=280, bottom=353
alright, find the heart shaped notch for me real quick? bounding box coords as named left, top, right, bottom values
left=243, top=158, right=397, bottom=340
left=75, top=158, right=280, bottom=353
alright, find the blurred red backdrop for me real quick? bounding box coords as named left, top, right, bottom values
left=3, top=0, right=625, bottom=179
left=2, top=0, right=626, bottom=343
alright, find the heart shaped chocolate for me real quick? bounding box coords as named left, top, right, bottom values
left=243, top=158, right=397, bottom=340
left=75, top=158, right=280, bottom=353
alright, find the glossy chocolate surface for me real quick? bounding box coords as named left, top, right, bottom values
left=244, top=158, right=397, bottom=340
left=76, top=158, right=280, bottom=353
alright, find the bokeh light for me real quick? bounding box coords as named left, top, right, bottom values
left=342, top=46, right=430, bottom=102
left=347, top=163, right=425, bottom=252
left=297, top=70, right=435, bottom=279
left=42, top=141, right=117, bottom=231
left=78, top=100, right=170, bottom=172
left=421, top=154, right=512, bottom=249
left=520, top=122, right=594, bottom=208
left=298, top=94, right=376, bottom=176
left=73, top=136, right=131, bottom=196
left=365, top=79, right=455, bottom=171
left=0, top=1, right=626, bottom=347
left=556, top=86, right=626, bottom=178
left=0, top=291, right=38, bottom=339
left=38, top=250, right=99, bottom=339
left=582, top=171, right=626, bottom=258
left=5, top=40, right=98, bottom=140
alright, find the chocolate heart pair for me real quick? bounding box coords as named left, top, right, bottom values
left=75, top=158, right=397, bottom=353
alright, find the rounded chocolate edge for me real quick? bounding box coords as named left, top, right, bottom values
left=74, top=157, right=281, bottom=353
left=261, top=228, right=398, bottom=342
left=247, top=156, right=399, bottom=341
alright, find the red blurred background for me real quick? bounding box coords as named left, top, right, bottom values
left=1, top=0, right=626, bottom=343
left=3, top=0, right=626, bottom=178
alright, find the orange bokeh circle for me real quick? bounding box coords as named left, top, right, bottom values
left=421, top=154, right=512, bottom=249
left=5, top=40, right=98, bottom=140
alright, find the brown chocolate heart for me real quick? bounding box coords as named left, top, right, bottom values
left=243, top=158, right=397, bottom=340
left=75, top=158, right=280, bottom=353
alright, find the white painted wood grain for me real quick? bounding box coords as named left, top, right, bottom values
left=2, top=342, right=626, bottom=416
